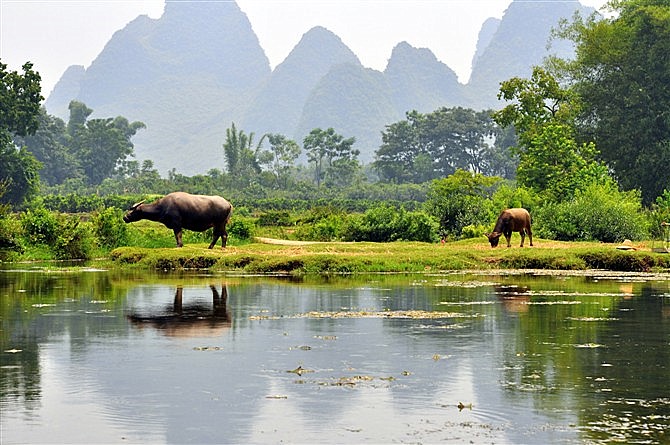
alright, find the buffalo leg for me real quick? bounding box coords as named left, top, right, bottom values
left=209, top=225, right=228, bottom=249
left=221, top=227, right=228, bottom=248
left=504, top=230, right=512, bottom=248
left=208, top=232, right=220, bottom=249
left=520, top=230, right=526, bottom=247
left=528, top=227, right=533, bottom=246
left=174, top=229, right=184, bottom=247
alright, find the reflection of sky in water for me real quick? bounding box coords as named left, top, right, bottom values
left=2, top=272, right=669, bottom=443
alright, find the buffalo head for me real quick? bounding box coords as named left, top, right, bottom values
left=486, top=232, right=502, bottom=247
left=123, top=201, right=145, bottom=223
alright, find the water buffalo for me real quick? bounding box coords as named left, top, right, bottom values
left=486, top=208, right=533, bottom=248
left=123, top=192, right=233, bottom=248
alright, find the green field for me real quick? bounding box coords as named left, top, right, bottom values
left=110, top=237, right=670, bottom=274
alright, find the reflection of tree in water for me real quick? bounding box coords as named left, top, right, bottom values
left=495, top=281, right=670, bottom=443
left=128, top=285, right=231, bottom=337
left=0, top=272, right=124, bottom=412
left=580, top=283, right=670, bottom=443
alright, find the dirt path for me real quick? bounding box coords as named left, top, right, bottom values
left=254, top=237, right=323, bottom=246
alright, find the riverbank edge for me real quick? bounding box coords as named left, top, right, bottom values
left=107, top=238, right=670, bottom=274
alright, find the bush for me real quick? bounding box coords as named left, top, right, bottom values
left=0, top=216, right=24, bottom=258
left=52, top=215, right=93, bottom=260
left=257, top=210, right=292, bottom=227
left=228, top=217, right=254, bottom=241
left=341, top=205, right=438, bottom=243
left=461, top=224, right=490, bottom=239
left=425, top=170, right=499, bottom=237
left=295, top=214, right=345, bottom=241
left=535, top=183, right=649, bottom=242
left=649, top=189, right=670, bottom=239
left=91, top=207, right=129, bottom=249
left=490, top=184, right=538, bottom=213
left=21, top=208, right=59, bottom=244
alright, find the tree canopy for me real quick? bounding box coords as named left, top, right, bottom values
left=374, top=107, right=517, bottom=184
left=556, top=0, right=670, bottom=203
left=493, top=67, right=611, bottom=202
left=0, top=61, right=43, bottom=206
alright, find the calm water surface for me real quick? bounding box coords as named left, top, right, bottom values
left=1, top=268, right=669, bottom=444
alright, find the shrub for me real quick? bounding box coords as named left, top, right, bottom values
left=0, top=216, right=24, bottom=259
left=461, top=224, right=490, bottom=239
left=341, top=205, right=438, bottom=243
left=649, top=189, right=670, bottom=239
left=295, top=214, right=344, bottom=241
left=52, top=215, right=93, bottom=260
left=257, top=210, right=292, bottom=227
left=490, top=183, right=538, bottom=213
left=228, top=218, right=254, bottom=241
left=21, top=208, right=59, bottom=244
left=91, top=207, right=129, bottom=249
left=425, top=170, right=499, bottom=237
left=535, top=183, right=649, bottom=242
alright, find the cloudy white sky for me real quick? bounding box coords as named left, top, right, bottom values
left=1, top=0, right=608, bottom=97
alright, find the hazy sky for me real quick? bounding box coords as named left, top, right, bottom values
left=1, top=0, right=609, bottom=97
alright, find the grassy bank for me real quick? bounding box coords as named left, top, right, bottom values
left=109, top=238, right=670, bottom=274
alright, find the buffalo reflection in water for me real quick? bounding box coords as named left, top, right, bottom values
left=128, top=285, right=231, bottom=338
left=494, top=284, right=531, bottom=313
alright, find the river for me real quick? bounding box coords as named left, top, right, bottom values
left=1, top=268, right=669, bottom=444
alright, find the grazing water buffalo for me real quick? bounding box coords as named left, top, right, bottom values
left=486, top=208, right=533, bottom=248
left=123, top=192, right=233, bottom=248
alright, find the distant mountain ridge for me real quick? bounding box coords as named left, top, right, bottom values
left=45, top=0, right=595, bottom=174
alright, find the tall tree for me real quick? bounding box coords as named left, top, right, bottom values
left=303, top=128, right=358, bottom=187
left=375, top=107, right=515, bottom=183
left=493, top=67, right=610, bottom=201
left=14, top=107, right=80, bottom=185
left=555, top=0, right=670, bottom=203
left=265, top=134, right=301, bottom=189
left=0, top=61, right=43, bottom=206
left=374, top=111, right=427, bottom=183
left=67, top=109, right=146, bottom=186
left=222, top=122, right=267, bottom=185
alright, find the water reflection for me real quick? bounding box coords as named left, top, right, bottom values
left=128, top=285, right=231, bottom=338
left=495, top=284, right=531, bottom=313
left=1, top=270, right=669, bottom=444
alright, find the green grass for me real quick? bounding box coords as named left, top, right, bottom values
left=109, top=237, right=670, bottom=273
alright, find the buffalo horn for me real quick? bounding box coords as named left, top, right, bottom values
left=130, top=200, right=145, bottom=210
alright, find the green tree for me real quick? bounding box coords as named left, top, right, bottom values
left=14, top=107, right=80, bottom=185
left=222, top=122, right=267, bottom=185
left=68, top=114, right=146, bottom=186
left=374, top=112, right=426, bottom=183
left=0, top=145, right=42, bottom=206
left=556, top=0, right=670, bottom=203
left=303, top=128, right=359, bottom=187
left=375, top=107, right=515, bottom=184
left=0, top=61, right=43, bottom=206
left=265, top=134, right=301, bottom=189
left=0, top=61, right=42, bottom=139
left=493, top=67, right=610, bottom=201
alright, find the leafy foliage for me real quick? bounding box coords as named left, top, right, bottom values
left=375, top=107, right=516, bottom=183
left=424, top=169, right=500, bottom=238
left=52, top=214, right=93, bottom=260
left=534, top=182, right=649, bottom=242
left=556, top=0, right=670, bottom=203
left=92, top=207, right=129, bottom=249
left=303, top=127, right=359, bottom=187
left=493, top=67, right=611, bottom=202
left=0, top=62, right=44, bottom=207
left=341, top=204, right=438, bottom=243
left=20, top=207, right=59, bottom=244
left=66, top=101, right=146, bottom=185
left=222, top=122, right=268, bottom=186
